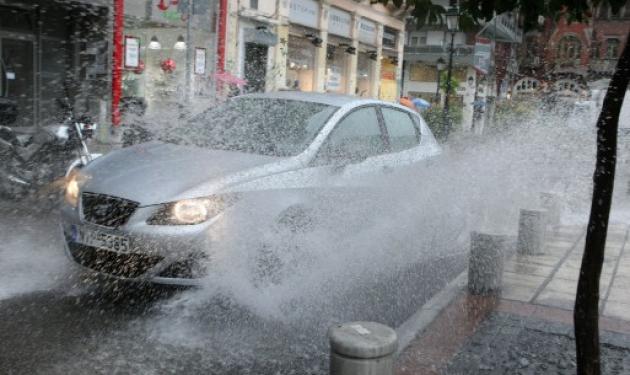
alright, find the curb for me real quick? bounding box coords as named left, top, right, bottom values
left=395, top=270, right=468, bottom=354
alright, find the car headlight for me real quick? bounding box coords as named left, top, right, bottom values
left=147, top=195, right=239, bottom=225
left=64, top=173, right=81, bottom=207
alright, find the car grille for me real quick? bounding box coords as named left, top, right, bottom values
left=67, top=242, right=163, bottom=279
left=81, top=192, right=139, bottom=228
left=157, top=253, right=209, bottom=279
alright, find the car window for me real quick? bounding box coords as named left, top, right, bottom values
left=381, top=107, right=420, bottom=152
left=316, top=106, right=386, bottom=164
left=163, top=98, right=338, bottom=157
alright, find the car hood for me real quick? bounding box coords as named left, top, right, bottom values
left=81, top=142, right=289, bottom=205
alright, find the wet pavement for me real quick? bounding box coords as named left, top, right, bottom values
left=502, top=223, right=630, bottom=321
left=0, top=203, right=466, bottom=374
left=397, top=223, right=630, bottom=375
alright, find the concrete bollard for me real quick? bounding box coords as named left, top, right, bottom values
left=539, top=192, right=561, bottom=228
left=468, top=232, right=508, bottom=295
left=517, top=209, right=547, bottom=255
left=329, top=321, right=398, bottom=375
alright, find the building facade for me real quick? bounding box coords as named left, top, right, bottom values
left=515, top=1, right=630, bottom=100
left=223, top=0, right=405, bottom=100
left=402, top=8, right=522, bottom=133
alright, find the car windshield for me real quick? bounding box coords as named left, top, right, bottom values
left=164, top=98, right=338, bottom=157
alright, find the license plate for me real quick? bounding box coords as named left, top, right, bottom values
left=72, top=225, right=130, bottom=253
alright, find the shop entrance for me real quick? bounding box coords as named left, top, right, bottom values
left=0, top=33, right=35, bottom=127
left=244, top=43, right=267, bottom=93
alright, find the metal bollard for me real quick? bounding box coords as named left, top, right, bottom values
left=468, top=232, right=508, bottom=295
left=539, top=192, right=561, bottom=228
left=517, top=209, right=547, bottom=255
left=329, top=321, right=398, bottom=375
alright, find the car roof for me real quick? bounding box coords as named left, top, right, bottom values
left=237, top=90, right=397, bottom=109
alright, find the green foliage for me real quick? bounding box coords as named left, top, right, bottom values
left=439, top=71, right=459, bottom=93
left=422, top=103, right=463, bottom=142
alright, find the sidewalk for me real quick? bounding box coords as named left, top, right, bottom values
left=396, top=224, right=630, bottom=374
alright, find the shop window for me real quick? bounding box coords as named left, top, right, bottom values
left=557, top=35, right=581, bottom=61
left=319, top=106, right=385, bottom=162
left=0, top=6, right=34, bottom=32
left=250, top=0, right=258, bottom=10
left=606, top=38, right=620, bottom=59
left=325, top=44, right=348, bottom=94
left=356, top=52, right=374, bottom=97
left=409, top=63, right=435, bottom=82
left=286, top=36, right=316, bottom=91
left=410, top=36, right=418, bottom=46
left=381, top=107, right=419, bottom=152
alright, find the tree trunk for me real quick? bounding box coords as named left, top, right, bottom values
left=574, top=32, right=630, bottom=375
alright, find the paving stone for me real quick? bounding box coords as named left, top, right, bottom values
left=553, top=266, right=580, bottom=281
left=607, top=287, right=630, bottom=304
left=501, top=285, right=537, bottom=303
left=502, top=272, right=546, bottom=288
left=504, top=262, right=553, bottom=277
left=604, top=302, right=630, bottom=321
left=535, top=290, right=576, bottom=310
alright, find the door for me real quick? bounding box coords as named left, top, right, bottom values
left=0, top=35, right=35, bottom=127
left=244, top=43, right=267, bottom=93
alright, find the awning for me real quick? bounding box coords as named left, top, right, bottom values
left=244, top=28, right=279, bottom=46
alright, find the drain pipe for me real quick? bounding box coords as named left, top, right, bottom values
left=217, top=0, right=227, bottom=73
left=111, top=0, right=124, bottom=128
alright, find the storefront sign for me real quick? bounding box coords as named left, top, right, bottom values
left=289, top=0, right=319, bottom=29
left=124, top=36, right=140, bottom=68
left=474, top=37, right=492, bottom=75
left=383, top=27, right=397, bottom=49
left=195, top=48, right=206, bottom=75
left=328, top=7, right=351, bottom=38
left=358, top=18, right=377, bottom=46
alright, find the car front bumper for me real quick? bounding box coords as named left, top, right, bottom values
left=59, top=204, right=217, bottom=286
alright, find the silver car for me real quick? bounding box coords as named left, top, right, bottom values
left=60, top=92, right=441, bottom=286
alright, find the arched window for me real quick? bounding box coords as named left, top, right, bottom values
left=513, top=77, right=540, bottom=95
left=554, top=79, right=582, bottom=96
left=557, top=35, right=581, bottom=60
left=606, top=38, right=620, bottom=59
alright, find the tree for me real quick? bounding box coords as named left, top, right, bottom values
left=387, top=1, right=630, bottom=374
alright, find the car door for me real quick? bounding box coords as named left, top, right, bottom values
left=311, top=105, right=390, bottom=180
left=378, top=105, right=440, bottom=172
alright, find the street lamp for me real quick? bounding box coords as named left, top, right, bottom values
left=442, top=6, right=459, bottom=140
left=435, top=57, right=446, bottom=102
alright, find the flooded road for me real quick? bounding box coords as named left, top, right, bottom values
left=0, top=203, right=465, bottom=374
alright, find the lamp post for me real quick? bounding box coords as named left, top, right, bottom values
left=442, top=6, right=459, bottom=140
left=435, top=57, right=445, bottom=103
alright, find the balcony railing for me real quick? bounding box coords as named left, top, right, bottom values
left=404, top=45, right=475, bottom=56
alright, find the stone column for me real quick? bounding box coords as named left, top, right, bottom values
left=395, top=30, right=404, bottom=99
left=461, top=67, right=475, bottom=131
left=371, top=24, right=384, bottom=99
left=345, top=13, right=359, bottom=95
left=269, top=0, right=290, bottom=91
left=224, top=0, right=240, bottom=75
left=313, top=1, right=329, bottom=92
